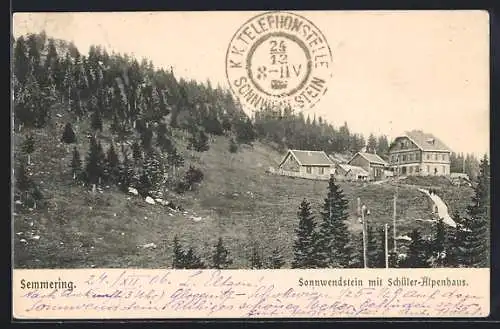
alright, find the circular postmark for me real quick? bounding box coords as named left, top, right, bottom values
left=226, top=11, right=333, bottom=112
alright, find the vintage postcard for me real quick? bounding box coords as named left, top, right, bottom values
left=11, top=10, right=490, bottom=319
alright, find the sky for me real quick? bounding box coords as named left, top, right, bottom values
left=12, top=11, right=490, bottom=157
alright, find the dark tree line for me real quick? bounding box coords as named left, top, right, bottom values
left=12, top=32, right=256, bottom=152
left=450, top=152, right=481, bottom=181
left=253, top=107, right=390, bottom=158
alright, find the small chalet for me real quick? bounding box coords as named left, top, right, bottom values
left=336, top=164, right=369, bottom=181
left=278, top=149, right=335, bottom=178
left=347, top=152, right=388, bottom=181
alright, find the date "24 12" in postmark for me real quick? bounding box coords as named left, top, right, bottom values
left=226, top=11, right=333, bottom=112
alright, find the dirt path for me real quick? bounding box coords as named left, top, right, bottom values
left=417, top=188, right=457, bottom=227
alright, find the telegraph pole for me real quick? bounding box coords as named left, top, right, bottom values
left=362, top=203, right=367, bottom=269
left=393, top=155, right=399, bottom=254
left=357, top=198, right=367, bottom=269
left=393, top=194, right=397, bottom=254
left=385, top=223, right=389, bottom=268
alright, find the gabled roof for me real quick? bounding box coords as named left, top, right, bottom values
left=348, top=152, right=388, bottom=166
left=401, top=130, right=451, bottom=152
left=279, top=149, right=334, bottom=167
left=338, top=164, right=369, bottom=176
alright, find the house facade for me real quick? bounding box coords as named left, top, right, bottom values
left=336, top=163, right=369, bottom=181
left=278, top=149, right=335, bottom=178
left=347, top=152, right=388, bottom=181
left=388, top=130, right=451, bottom=176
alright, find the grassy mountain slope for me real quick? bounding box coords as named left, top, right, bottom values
left=13, top=109, right=474, bottom=269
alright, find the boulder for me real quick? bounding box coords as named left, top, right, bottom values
left=128, top=187, right=139, bottom=196
left=155, top=198, right=167, bottom=206
left=145, top=196, right=156, bottom=205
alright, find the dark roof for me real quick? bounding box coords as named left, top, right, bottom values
left=281, top=149, right=334, bottom=167
left=404, top=130, right=451, bottom=152
left=349, top=152, right=388, bottom=166
left=338, top=164, right=369, bottom=176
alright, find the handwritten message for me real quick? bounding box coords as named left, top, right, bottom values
left=13, top=268, right=489, bottom=319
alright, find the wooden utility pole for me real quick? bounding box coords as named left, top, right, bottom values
left=357, top=198, right=367, bottom=268
left=393, top=193, right=397, bottom=254
left=385, top=223, right=389, bottom=268
left=362, top=203, right=367, bottom=269
left=393, top=155, right=399, bottom=255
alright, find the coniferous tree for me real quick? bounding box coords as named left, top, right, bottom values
left=229, top=137, right=238, bottom=153
left=366, top=225, right=384, bottom=268
left=183, top=247, right=206, bottom=269
left=70, top=146, right=82, bottom=180
left=457, top=155, right=490, bottom=267
left=90, top=108, right=103, bottom=132
left=137, top=168, right=152, bottom=197
left=184, top=165, right=204, bottom=191
left=376, top=135, right=390, bottom=159
left=212, top=237, right=233, bottom=269
left=14, top=36, right=30, bottom=85
left=403, top=229, right=430, bottom=268
left=445, top=215, right=463, bottom=267
left=222, top=116, right=232, bottom=133
left=373, top=226, right=389, bottom=268
left=16, top=161, right=32, bottom=191
left=430, top=218, right=447, bottom=267
left=172, top=235, right=185, bottom=269
left=350, top=232, right=365, bottom=268
left=366, top=133, right=377, bottom=153
left=118, top=148, right=134, bottom=191
left=204, top=110, right=223, bottom=136
left=61, top=122, right=77, bottom=144
left=156, top=123, right=174, bottom=153
left=268, top=246, right=285, bottom=269
left=22, top=134, right=35, bottom=165
left=131, top=141, right=142, bottom=163
left=167, top=147, right=184, bottom=178
left=188, top=129, right=210, bottom=153
left=250, top=241, right=263, bottom=269
left=316, top=176, right=352, bottom=268
left=234, top=118, right=256, bottom=145
left=140, top=126, right=154, bottom=151
left=292, top=199, right=320, bottom=268
left=105, top=143, right=120, bottom=183
left=142, top=150, right=164, bottom=192
left=85, top=137, right=105, bottom=185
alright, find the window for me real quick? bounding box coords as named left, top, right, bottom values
left=409, top=166, right=413, bottom=174
left=306, top=167, right=311, bottom=174
left=402, top=154, right=407, bottom=161
left=319, top=167, right=324, bottom=175
left=427, top=165, right=430, bottom=172
left=434, top=153, right=438, bottom=161
left=426, top=153, right=430, bottom=160
left=442, top=154, right=445, bottom=161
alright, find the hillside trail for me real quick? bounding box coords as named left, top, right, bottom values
left=416, top=188, right=457, bottom=228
